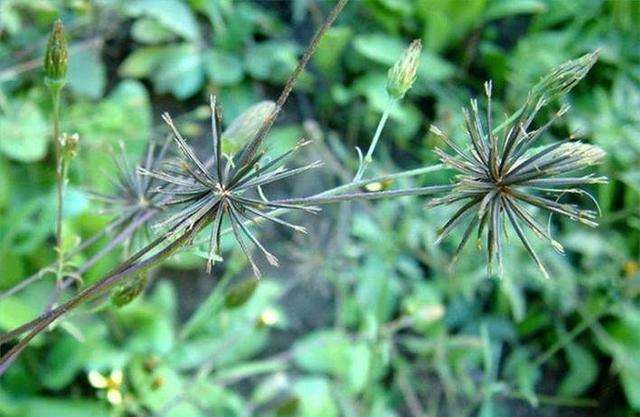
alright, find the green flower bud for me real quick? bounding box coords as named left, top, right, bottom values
left=111, top=273, right=148, bottom=307
left=386, top=39, right=422, bottom=100
left=44, top=19, right=68, bottom=88
left=221, top=101, right=276, bottom=154
left=224, top=279, right=258, bottom=309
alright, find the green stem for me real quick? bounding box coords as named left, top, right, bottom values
left=354, top=97, right=396, bottom=181
left=533, top=308, right=607, bottom=368
left=51, top=87, right=65, bottom=285
left=491, top=106, right=523, bottom=136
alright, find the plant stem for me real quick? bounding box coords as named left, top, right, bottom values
left=0, top=213, right=208, bottom=375
left=0, top=163, right=447, bottom=347
left=354, top=96, right=395, bottom=181
left=533, top=307, right=607, bottom=367
left=237, top=0, right=349, bottom=168
left=0, top=215, right=128, bottom=301
left=50, top=87, right=65, bottom=288
left=274, top=184, right=453, bottom=206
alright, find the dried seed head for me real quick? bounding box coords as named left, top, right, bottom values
left=553, top=142, right=606, bottom=166
left=44, top=19, right=68, bottom=87
left=222, top=101, right=276, bottom=154
left=428, top=55, right=606, bottom=277
left=532, top=50, right=599, bottom=104
left=386, top=39, right=422, bottom=100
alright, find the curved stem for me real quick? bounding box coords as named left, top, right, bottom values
left=354, top=97, right=395, bottom=181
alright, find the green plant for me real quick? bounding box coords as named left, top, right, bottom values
left=1, top=1, right=639, bottom=416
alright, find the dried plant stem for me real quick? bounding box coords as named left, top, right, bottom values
left=354, top=96, right=396, bottom=181
left=0, top=214, right=207, bottom=375
left=273, top=185, right=453, bottom=206
left=214, top=164, right=446, bottom=239
left=0, top=215, right=129, bottom=301
left=0, top=164, right=445, bottom=348
left=237, top=0, right=349, bottom=167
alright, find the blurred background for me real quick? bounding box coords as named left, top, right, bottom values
left=0, top=0, right=639, bottom=416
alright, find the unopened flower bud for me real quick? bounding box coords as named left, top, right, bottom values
left=386, top=39, right=422, bottom=100
left=44, top=19, right=68, bottom=88
left=222, top=101, right=276, bottom=154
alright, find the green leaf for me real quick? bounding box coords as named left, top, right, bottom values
left=484, top=0, right=546, bottom=21
left=40, top=335, right=85, bottom=390
left=293, top=330, right=371, bottom=394
left=165, top=403, right=204, bottom=417
left=0, top=296, right=39, bottom=331
left=151, top=44, right=204, bottom=99
left=224, top=279, right=259, bottom=309
left=131, top=18, right=176, bottom=44
left=203, top=49, right=244, bottom=85
left=314, top=26, right=353, bottom=77
left=293, top=330, right=352, bottom=374
left=15, top=399, right=108, bottom=417
left=601, top=310, right=640, bottom=410
left=558, top=343, right=598, bottom=397
left=129, top=359, right=184, bottom=412
left=221, top=100, right=275, bottom=154
left=504, top=349, right=540, bottom=406
left=292, top=377, right=338, bottom=417
left=0, top=248, right=25, bottom=290
left=67, top=47, right=106, bottom=99
left=0, top=158, right=10, bottom=210
left=416, top=0, right=487, bottom=52
left=621, top=368, right=640, bottom=411
left=119, top=46, right=172, bottom=78
left=353, top=34, right=406, bottom=66
left=0, top=102, right=48, bottom=162
left=353, top=34, right=454, bottom=82
left=127, top=0, right=200, bottom=41
left=189, top=380, right=245, bottom=414
left=245, top=41, right=300, bottom=83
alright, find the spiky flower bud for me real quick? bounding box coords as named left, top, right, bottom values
left=222, top=101, right=276, bottom=154
left=386, top=39, right=422, bottom=100
left=44, top=19, right=68, bottom=88
left=532, top=50, right=599, bottom=104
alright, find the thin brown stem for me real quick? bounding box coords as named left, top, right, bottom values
left=0, top=214, right=208, bottom=375
left=236, top=0, right=349, bottom=168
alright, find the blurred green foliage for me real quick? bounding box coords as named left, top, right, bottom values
left=1, top=0, right=639, bottom=416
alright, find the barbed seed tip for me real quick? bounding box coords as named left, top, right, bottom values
left=430, top=125, right=443, bottom=136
